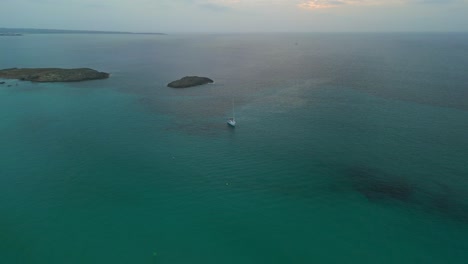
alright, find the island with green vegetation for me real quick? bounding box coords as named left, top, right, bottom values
left=167, top=76, right=214, bottom=88
left=0, top=68, right=110, bottom=82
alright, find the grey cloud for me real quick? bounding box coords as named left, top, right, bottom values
left=412, top=0, right=459, bottom=3
left=198, top=3, right=232, bottom=11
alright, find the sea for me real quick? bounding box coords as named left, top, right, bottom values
left=0, top=32, right=467, bottom=264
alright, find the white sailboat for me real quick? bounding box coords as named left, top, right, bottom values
left=227, top=99, right=236, bottom=127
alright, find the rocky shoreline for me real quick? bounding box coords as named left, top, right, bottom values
left=0, top=68, right=110, bottom=82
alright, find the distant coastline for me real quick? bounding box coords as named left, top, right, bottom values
left=0, top=27, right=166, bottom=35
left=0, top=33, right=23, bottom=36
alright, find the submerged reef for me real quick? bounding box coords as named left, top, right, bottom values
left=345, top=165, right=468, bottom=222
left=347, top=166, right=414, bottom=202
left=419, top=183, right=468, bottom=222
left=167, top=76, right=214, bottom=88
left=0, top=68, right=109, bottom=82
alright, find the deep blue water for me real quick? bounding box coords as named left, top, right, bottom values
left=1, top=33, right=468, bottom=263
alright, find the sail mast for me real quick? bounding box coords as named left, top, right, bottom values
left=232, top=99, right=235, bottom=119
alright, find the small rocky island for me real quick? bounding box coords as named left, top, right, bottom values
left=167, top=76, right=214, bottom=88
left=0, top=68, right=110, bottom=82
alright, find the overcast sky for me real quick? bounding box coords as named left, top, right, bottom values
left=1, top=0, right=467, bottom=32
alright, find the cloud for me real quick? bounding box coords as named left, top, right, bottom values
left=413, top=0, right=458, bottom=3
left=298, top=0, right=460, bottom=9
left=169, top=0, right=239, bottom=12
left=298, top=0, right=393, bottom=9
left=298, top=0, right=346, bottom=9
left=198, top=3, right=233, bottom=11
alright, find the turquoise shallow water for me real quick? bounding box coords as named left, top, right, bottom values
left=1, top=33, right=468, bottom=263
